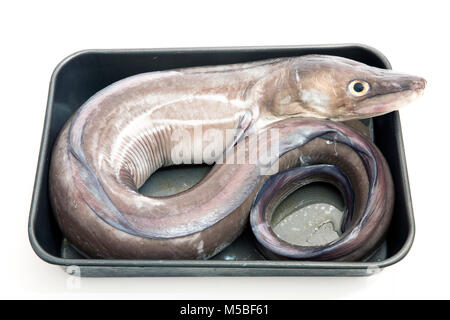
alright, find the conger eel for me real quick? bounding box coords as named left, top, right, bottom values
left=49, top=55, right=425, bottom=260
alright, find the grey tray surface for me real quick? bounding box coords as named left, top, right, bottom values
left=28, top=44, right=415, bottom=277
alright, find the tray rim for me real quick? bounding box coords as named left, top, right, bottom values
left=27, top=43, right=415, bottom=274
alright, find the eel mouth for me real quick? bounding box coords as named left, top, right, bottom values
left=355, top=84, right=425, bottom=117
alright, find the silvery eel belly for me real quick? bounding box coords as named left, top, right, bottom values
left=49, top=55, right=425, bottom=260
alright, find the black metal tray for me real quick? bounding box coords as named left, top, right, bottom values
left=28, top=44, right=415, bottom=277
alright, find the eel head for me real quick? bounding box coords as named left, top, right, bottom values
left=269, top=55, right=426, bottom=121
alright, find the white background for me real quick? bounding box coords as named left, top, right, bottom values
left=1, top=0, right=449, bottom=299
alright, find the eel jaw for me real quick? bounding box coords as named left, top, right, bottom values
left=354, top=77, right=426, bottom=118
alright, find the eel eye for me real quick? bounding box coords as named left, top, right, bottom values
left=348, top=80, right=370, bottom=97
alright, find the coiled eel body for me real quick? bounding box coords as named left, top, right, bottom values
left=49, top=55, right=425, bottom=260
left=250, top=120, right=394, bottom=261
